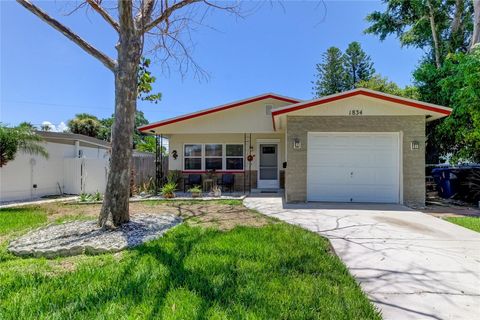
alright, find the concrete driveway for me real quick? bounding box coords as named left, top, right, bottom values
left=244, top=196, right=480, bottom=320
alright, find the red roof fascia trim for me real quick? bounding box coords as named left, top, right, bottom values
left=271, top=90, right=451, bottom=117
left=140, top=94, right=300, bottom=132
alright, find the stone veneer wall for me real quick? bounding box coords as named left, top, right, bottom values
left=285, top=116, right=426, bottom=207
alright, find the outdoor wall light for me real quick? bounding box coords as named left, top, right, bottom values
left=410, top=141, right=420, bottom=150
left=293, top=138, right=301, bottom=150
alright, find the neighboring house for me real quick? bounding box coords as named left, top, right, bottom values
left=139, top=88, right=451, bottom=206
left=0, top=131, right=110, bottom=202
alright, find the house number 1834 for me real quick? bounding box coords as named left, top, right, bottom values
left=348, top=109, right=363, bottom=115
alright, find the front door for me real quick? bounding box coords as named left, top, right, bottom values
left=258, top=144, right=279, bottom=189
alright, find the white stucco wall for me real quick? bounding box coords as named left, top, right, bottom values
left=0, top=141, right=109, bottom=202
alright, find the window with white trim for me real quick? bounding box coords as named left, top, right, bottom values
left=226, top=144, right=244, bottom=170
left=183, top=143, right=244, bottom=171
left=205, top=144, right=222, bottom=170
left=184, top=144, right=202, bottom=170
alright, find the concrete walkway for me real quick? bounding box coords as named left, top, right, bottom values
left=0, top=196, right=78, bottom=209
left=244, top=196, right=480, bottom=320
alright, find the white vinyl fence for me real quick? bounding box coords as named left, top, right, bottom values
left=63, top=158, right=109, bottom=195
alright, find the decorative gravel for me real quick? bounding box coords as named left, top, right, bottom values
left=8, top=214, right=181, bottom=258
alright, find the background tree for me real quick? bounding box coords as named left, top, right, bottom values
left=0, top=124, right=48, bottom=167
left=365, top=0, right=474, bottom=68
left=40, top=123, right=52, bottom=131
left=97, top=110, right=150, bottom=147
left=18, top=122, right=37, bottom=130
left=414, top=48, right=480, bottom=163
left=343, top=41, right=375, bottom=89
left=136, top=135, right=167, bottom=154
left=312, top=47, right=346, bottom=97
left=355, top=74, right=419, bottom=99
left=68, top=113, right=102, bottom=138
left=366, top=0, right=478, bottom=163
left=17, top=0, right=239, bottom=227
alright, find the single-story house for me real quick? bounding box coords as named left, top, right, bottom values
left=139, top=88, right=451, bottom=206
left=0, top=131, right=110, bottom=202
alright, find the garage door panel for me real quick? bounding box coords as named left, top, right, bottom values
left=308, top=183, right=398, bottom=202
left=307, top=133, right=400, bottom=203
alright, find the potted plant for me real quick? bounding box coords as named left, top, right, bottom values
left=188, top=185, right=202, bottom=198
left=212, top=185, right=222, bottom=197
left=161, top=182, right=177, bottom=199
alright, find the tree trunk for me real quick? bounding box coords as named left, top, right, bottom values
left=471, top=0, right=480, bottom=51
left=427, top=0, right=442, bottom=68
left=99, top=0, right=141, bottom=228
left=449, top=0, right=464, bottom=52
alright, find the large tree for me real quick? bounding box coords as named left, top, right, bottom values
left=365, top=0, right=474, bottom=68
left=17, top=0, right=239, bottom=227
left=343, top=41, right=375, bottom=89
left=312, top=47, right=346, bottom=97
left=365, top=0, right=478, bottom=163
left=414, top=48, right=480, bottom=163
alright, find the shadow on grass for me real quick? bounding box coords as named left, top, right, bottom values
left=0, top=224, right=381, bottom=320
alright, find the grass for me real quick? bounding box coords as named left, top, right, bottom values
left=0, top=201, right=380, bottom=319
left=445, top=216, right=480, bottom=232
left=0, top=208, right=48, bottom=234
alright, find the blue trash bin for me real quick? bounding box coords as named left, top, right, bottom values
left=431, top=168, right=456, bottom=198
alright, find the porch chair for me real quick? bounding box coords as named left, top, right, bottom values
left=218, top=174, right=235, bottom=193
left=184, top=174, right=202, bottom=192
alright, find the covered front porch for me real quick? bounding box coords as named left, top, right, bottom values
left=166, top=133, right=286, bottom=194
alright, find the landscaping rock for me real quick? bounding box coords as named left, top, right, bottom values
left=8, top=214, right=181, bottom=258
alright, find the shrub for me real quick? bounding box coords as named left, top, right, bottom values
left=161, top=182, right=177, bottom=198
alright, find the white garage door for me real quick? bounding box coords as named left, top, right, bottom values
left=307, top=132, right=400, bottom=203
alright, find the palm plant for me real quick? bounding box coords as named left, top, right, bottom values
left=0, top=124, right=48, bottom=167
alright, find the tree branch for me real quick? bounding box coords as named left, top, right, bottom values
left=16, top=0, right=117, bottom=71
left=135, top=0, right=155, bottom=30
left=86, top=0, right=120, bottom=32
left=143, top=0, right=201, bottom=34
left=426, top=0, right=441, bottom=68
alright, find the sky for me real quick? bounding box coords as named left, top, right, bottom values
left=0, top=1, right=425, bottom=130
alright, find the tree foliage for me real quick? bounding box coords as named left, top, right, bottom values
left=365, top=0, right=473, bottom=66
left=313, top=47, right=346, bottom=97
left=68, top=113, right=102, bottom=138
left=136, top=135, right=167, bottom=154
left=355, top=74, right=419, bottom=99
left=344, top=41, right=375, bottom=89
left=0, top=124, right=48, bottom=167
left=138, top=58, right=161, bottom=103
left=414, top=48, right=480, bottom=162
left=313, top=42, right=375, bottom=97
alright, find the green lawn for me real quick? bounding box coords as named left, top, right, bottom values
left=0, top=203, right=380, bottom=320
left=445, top=216, right=480, bottom=232
left=0, top=207, right=48, bottom=234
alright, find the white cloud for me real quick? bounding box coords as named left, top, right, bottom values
left=57, top=122, right=68, bottom=132
left=41, top=121, right=69, bottom=132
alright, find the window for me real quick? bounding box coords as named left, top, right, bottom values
left=183, top=143, right=244, bottom=171
left=184, top=144, right=202, bottom=170
left=205, top=144, right=222, bottom=170
left=226, top=144, right=244, bottom=170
